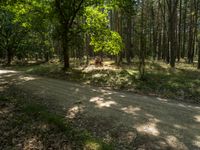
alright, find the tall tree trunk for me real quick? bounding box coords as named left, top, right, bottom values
left=62, top=33, right=70, bottom=70
left=85, top=33, right=90, bottom=65
left=188, top=23, right=194, bottom=63
left=157, top=1, right=162, bottom=60
left=196, top=0, right=200, bottom=69
left=167, top=0, right=179, bottom=68
left=45, top=52, right=49, bottom=62
left=160, top=0, right=168, bottom=62
left=157, top=32, right=162, bottom=60
left=181, top=0, right=187, bottom=58
left=6, top=48, right=12, bottom=65
left=187, top=0, right=195, bottom=64
left=139, top=0, right=146, bottom=79
left=198, top=42, right=200, bottom=69
left=152, top=7, right=157, bottom=60
left=126, top=15, right=132, bottom=64
left=177, top=0, right=182, bottom=61
left=114, top=9, right=123, bottom=65
left=55, top=0, right=84, bottom=69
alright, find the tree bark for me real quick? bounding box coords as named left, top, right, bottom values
left=126, top=15, right=132, bottom=64
left=139, top=0, right=146, bottom=79
left=167, top=0, right=179, bottom=68
left=62, top=35, right=70, bottom=69
left=6, top=48, right=12, bottom=65
left=198, top=42, right=200, bottom=69
left=177, top=0, right=182, bottom=61
left=181, top=0, right=187, bottom=58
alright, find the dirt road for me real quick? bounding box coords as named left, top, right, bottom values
left=1, top=69, right=200, bottom=149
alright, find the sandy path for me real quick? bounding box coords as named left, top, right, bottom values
left=1, top=69, right=200, bottom=149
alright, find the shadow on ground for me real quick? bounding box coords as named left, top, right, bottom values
left=0, top=94, right=74, bottom=149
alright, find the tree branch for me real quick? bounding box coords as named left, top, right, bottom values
left=68, top=0, right=84, bottom=29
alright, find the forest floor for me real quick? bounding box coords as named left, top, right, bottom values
left=1, top=68, right=200, bottom=149
left=0, top=94, right=112, bottom=150
left=0, top=71, right=112, bottom=150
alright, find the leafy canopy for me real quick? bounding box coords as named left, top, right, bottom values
left=85, top=6, right=123, bottom=55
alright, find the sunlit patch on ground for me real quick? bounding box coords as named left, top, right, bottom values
left=100, top=89, right=115, bottom=95
left=193, top=136, right=200, bottom=148
left=173, top=124, right=187, bottom=129
left=194, top=115, right=200, bottom=123
left=0, top=81, right=9, bottom=85
left=81, top=64, right=120, bottom=73
left=119, top=94, right=125, bottom=98
left=156, top=97, right=168, bottom=102
left=0, top=107, right=10, bottom=115
left=92, top=73, right=107, bottom=78
left=84, top=141, right=101, bottom=150
left=145, top=113, right=154, bottom=118
left=121, top=106, right=141, bottom=115
left=0, top=70, right=17, bottom=75
left=23, top=136, right=43, bottom=150
left=66, top=105, right=85, bottom=119
left=75, top=88, right=79, bottom=92
left=166, top=135, right=188, bottom=150
left=90, top=96, right=117, bottom=108
left=0, top=74, right=16, bottom=78
left=135, top=119, right=160, bottom=136
left=19, top=76, right=37, bottom=81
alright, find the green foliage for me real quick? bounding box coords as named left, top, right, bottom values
left=85, top=6, right=123, bottom=55
left=0, top=0, right=54, bottom=63
left=0, top=8, right=26, bottom=55
left=108, top=0, right=136, bottom=12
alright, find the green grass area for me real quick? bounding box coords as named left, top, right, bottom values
left=7, top=60, right=200, bottom=104
left=0, top=95, right=113, bottom=150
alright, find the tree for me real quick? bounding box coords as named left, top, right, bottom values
left=85, top=6, right=123, bottom=56
left=198, top=39, right=200, bottom=69
left=166, top=0, right=179, bottom=68
left=0, top=0, right=54, bottom=64
left=119, top=0, right=136, bottom=64
left=54, top=0, right=85, bottom=70
left=0, top=9, right=27, bottom=65
left=139, top=0, right=146, bottom=79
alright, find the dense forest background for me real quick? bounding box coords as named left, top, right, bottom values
left=1, top=1, right=200, bottom=149
left=1, top=0, right=200, bottom=78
